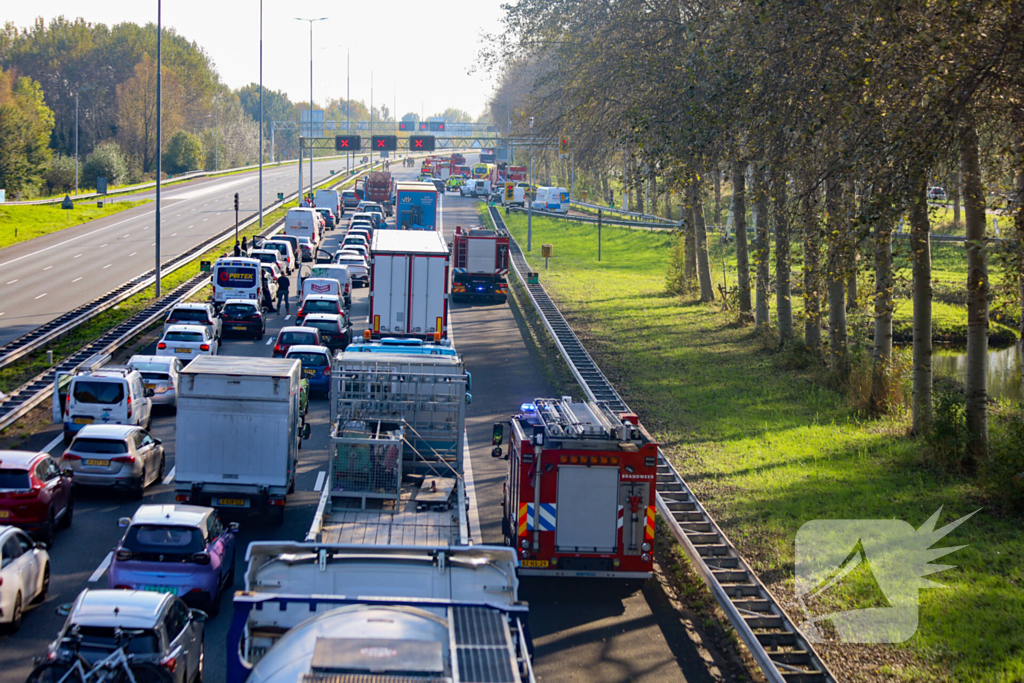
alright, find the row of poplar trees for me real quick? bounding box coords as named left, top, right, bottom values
left=489, top=0, right=1024, bottom=462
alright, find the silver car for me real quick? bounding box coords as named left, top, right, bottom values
left=61, top=425, right=165, bottom=499
left=50, top=589, right=205, bottom=683
left=128, top=356, right=182, bottom=411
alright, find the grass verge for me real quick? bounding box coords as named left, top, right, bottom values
left=0, top=201, right=150, bottom=250
left=496, top=209, right=1024, bottom=683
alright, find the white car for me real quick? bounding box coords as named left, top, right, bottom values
left=127, top=355, right=183, bottom=410
left=163, top=303, right=222, bottom=341
left=261, top=240, right=295, bottom=274
left=334, top=253, right=369, bottom=286
left=0, top=525, right=50, bottom=632
left=339, top=243, right=368, bottom=260
left=156, top=325, right=218, bottom=362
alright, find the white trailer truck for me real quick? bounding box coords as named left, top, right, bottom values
left=369, top=230, right=450, bottom=339
left=174, top=356, right=310, bottom=523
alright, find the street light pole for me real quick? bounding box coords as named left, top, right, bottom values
left=259, top=0, right=263, bottom=230
left=296, top=17, right=327, bottom=204
left=346, top=49, right=350, bottom=174
left=155, top=0, right=162, bottom=297
left=528, top=116, right=534, bottom=252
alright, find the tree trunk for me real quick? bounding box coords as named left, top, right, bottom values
left=962, top=122, right=989, bottom=463
left=870, top=210, right=894, bottom=412
left=754, top=165, right=771, bottom=326
left=908, top=168, right=933, bottom=435
left=683, top=202, right=696, bottom=281
left=826, top=179, right=848, bottom=376
left=733, top=162, right=752, bottom=318
left=773, top=169, right=794, bottom=342
left=665, top=192, right=673, bottom=221
left=801, top=173, right=822, bottom=352
left=952, top=172, right=961, bottom=227
left=1016, top=130, right=1024, bottom=420
left=714, top=166, right=722, bottom=226
left=691, top=184, right=715, bottom=302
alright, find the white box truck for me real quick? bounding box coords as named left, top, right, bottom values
left=174, top=356, right=309, bottom=523
left=369, top=230, right=449, bottom=339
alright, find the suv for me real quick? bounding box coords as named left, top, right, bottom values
left=315, top=208, right=336, bottom=229
left=128, top=355, right=182, bottom=412
left=0, top=450, right=73, bottom=544
left=110, top=504, right=238, bottom=616
left=220, top=299, right=266, bottom=339
left=341, top=190, right=360, bottom=208
left=62, top=368, right=154, bottom=444
left=61, top=425, right=165, bottom=499
left=163, top=303, right=221, bottom=341
left=927, top=186, right=947, bottom=201
left=0, top=525, right=50, bottom=632
left=50, top=589, right=206, bottom=683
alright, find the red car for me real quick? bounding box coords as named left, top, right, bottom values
left=295, top=295, right=344, bottom=325
left=272, top=326, right=322, bottom=358
left=0, top=450, right=74, bottom=545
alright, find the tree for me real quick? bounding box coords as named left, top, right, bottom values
left=116, top=53, right=184, bottom=172
left=82, top=140, right=128, bottom=187
left=962, top=121, right=989, bottom=463
left=753, top=164, right=771, bottom=327
left=43, top=153, right=77, bottom=194
left=165, top=130, right=204, bottom=174
left=908, top=168, right=933, bottom=434
left=0, top=68, right=54, bottom=197
left=438, top=107, right=472, bottom=124
left=732, top=162, right=752, bottom=319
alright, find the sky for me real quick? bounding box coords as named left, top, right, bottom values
left=5, top=0, right=508, bottom=120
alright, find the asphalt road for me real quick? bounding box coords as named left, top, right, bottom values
left=0, top=154, right=376, bottom=346
left=0, top=161, right=716, bottom=683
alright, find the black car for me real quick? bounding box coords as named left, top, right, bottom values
left=300, top=313, right=353, bottom=352
left=316, top=208, right=336, bottom=229
left=430, top=179, right=446, bottom=194
left=220, top=300, right=266, bottom=339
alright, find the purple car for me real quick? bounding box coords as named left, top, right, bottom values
left=110, top=504, right=238, bottom=615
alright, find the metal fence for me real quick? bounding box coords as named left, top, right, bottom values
left=329, top=419, right=403, bottom=509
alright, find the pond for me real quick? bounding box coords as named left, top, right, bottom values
left=933, top=343, right=1022, bottom=403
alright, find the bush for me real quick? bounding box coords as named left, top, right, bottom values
left=981, top=404, right=1024, bottom=510
left=665, top=231, right=693, bottom=295
left=42, top=154, right=77, bottom=194
left=926, top=379, right=973, bottom=471
left=165, top=130, right=205, bottom=174
left=82, top=141, right=128, bottom=188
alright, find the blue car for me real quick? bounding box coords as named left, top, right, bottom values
left=286, top=345, right=332, bottom=395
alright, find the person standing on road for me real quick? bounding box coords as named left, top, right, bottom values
left=233, top=241, right=241, bottom=257
left=241, top=236, right=248, bottom=253
left=276, top=272, right=291, bottom=315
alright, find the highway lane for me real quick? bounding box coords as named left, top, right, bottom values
left=0, top=154, right=374, bottom=346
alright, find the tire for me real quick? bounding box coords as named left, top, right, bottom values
left=5, top=592, right=22, bottom=633
left=59, top=496, right=74, bottom=529
left=192, top=642, right=205, bottom=683
left=205, top=590, right=221, bottom=618
left=129, top=663, right=174, bottom=683
left=26, top=662, right=85, bottom=683
left=288, top=476, right=296, bottom=494
left=34, top=563, right=50, bottom=603
left=132, top=470, right=146, bottom=500
left=157, top=456, right=166, bottom=483
left=38, top=509, right=55, bottom=546
left=271, top=505, right=285, bottom=526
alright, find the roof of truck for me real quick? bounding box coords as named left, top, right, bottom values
left=371, top=230, right=447, bottom=254
left=180, top=355, right=300, bottom=377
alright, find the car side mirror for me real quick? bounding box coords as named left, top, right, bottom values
left=36, top=541, right=49, bottom=551
left=118, top=517, right=131, bottom=528
left=61, top=469, right=74, bottom=478
left=189, top=609, right=208, bottom=624
left=56, top=603, right=73, bottom=617
left=228, top=522, right=240, bottom=533
left=153, top=438, right=162, bottom=445
left=465, top=392, right=472, bottom=406
left=302, top=423, right=312, bottom=440
left=492, top=422, right=504, bottom=447
left=144, top=388, right=155, bottom=397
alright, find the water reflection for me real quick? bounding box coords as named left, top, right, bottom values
left=932, top=343, right=1022, bottom=402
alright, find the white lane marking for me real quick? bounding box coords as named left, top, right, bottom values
left=100, top=243, right=108, bottom=248
left=462, top=431, right=482, bottom=545
left=123, top=234, right=130, bottom=238
left=103, top=264, right=112, bottom=269
left=284, top=315, right=291, bottom=321
left=162, top=466, right=176, bottom=485
left=89, top=552, right=113, bottom=583
left=265, top=337, right=274, bottom=346
left=74, top=253, right=82, bottom=258
left=35, top=293, right=47, bottom=299
left=202, top=218, right=208, bottom=222
left=43, top=265, right=53, bottom=271
left=0, top=211, right=151, bottom=269
left=6, top=279, right=17, bottom=285
left=187, top=225, right=194, bottom=229
left=0, top=312, right=4, bottom=317
left=72, top=277, right=83, bottom=283
left=171, top=232, right=178, bottom=237
left=313, top=471, right=326, bottom=492
left=129, top=252, right=137, bottom=257
left=44, top=434, right=64, bottom=454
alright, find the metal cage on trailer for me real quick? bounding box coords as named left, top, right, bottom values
left=497, top=398, right=658, bottom=579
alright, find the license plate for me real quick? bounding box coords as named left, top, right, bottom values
left=85, top=459, right=107, bottom=467
left=175, top=348, right=191, bottom=354
left=141, top=585, right=178, bottom=596
left=233, top=325, right=247, bottom=330
left=145, top=383, right=155, bottom=390
left=215, top=498, right=247, bottom=507
left=74, top=417, right=93, bottom=425
left=0, top=511, right=9, bottom=519
left=521, top=560, right=549, bottom=568
left=303, top=369, right=316, bottom=376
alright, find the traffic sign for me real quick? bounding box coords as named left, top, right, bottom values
left=408, top=135, right=435, bottom=151
left=371, top=135, right=398, bottom=151
left=61, top=195, right=74, bottom=210
left=428, top=120, right=446, bottom=132
left=335, top=135, right=361, bottom=151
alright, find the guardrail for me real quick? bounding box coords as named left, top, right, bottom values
left=570, top=199, right=677, bottom=224
left=506, top=204, right=677, bottom=230
left=487, top=205, right=836, bottom=683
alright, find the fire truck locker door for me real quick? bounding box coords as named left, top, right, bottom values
left=619, top=483, right=649, bottom=555
left=555, top=466, right=619, bottom=553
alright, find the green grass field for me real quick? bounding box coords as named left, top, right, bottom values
left=0, top=200, right=150, bottom=250
left=491, top=207, right=1023, bottom=682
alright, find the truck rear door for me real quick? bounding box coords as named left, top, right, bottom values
left=409, top=254, right=446, bottom=337
left=373, top=253, right=409, bottom=335
left=555, top=466, right=619, bottom=553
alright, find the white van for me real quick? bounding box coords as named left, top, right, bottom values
left=315, top=190, right=343, bottom=220
left=261, top=239, right=295, bottom=274
left=534, top=186, right=570, bottom=213
left=307, top=265, right=351, bottom=306
left=283, top=208, right=322, bottom=247
left=301, top=277, right=342, bottom=305
left=460, top=179, right=491, bottom=198
left=503, top=183, right=527, bottom=207
left=211, top=257, right=261, bottom=307
left=58, top=367, right=153, bottom=444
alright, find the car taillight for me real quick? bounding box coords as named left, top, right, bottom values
left=115, top=549, right=133, bottom=561
left=127, top=395, right=132, bottom=418
left=323, top=366, right=331, bottom=376
left=62, top=453, right=82, bottom=461
left=157, top=342, right=167, bottom=349
left=111, top=455, right=136, bottom=464
left=190, top=552, right=211, bottom=565
left=160, top=657, right=177, bottom=673
left=274, top=344, right=284, bottom=354
left=175, top=494, right=191, bottom=502
left=200, top=344, right=210, bottom=351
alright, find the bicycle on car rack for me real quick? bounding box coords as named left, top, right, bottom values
left=25, top=627, right=174, bottom=683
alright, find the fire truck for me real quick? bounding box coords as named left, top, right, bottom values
left=451, top=225, right=509, bottom=303
left=507, top=165, right=528, bottom=182
left=497, top=398, right=657, bottom=579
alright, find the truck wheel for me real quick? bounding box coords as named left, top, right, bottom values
left=271, top=505, right=285, bottom=526
left=288, top=476, right=296, bottom=494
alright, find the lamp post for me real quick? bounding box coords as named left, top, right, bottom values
left=259, top=0, right=263, bottom=230
left=74, top=86, right=94, bottom=196
left=295, top=17, right=327, bottom=204
left=155, top=0, right=163, bottom=297
left=527, top=116, right=534, bottom=252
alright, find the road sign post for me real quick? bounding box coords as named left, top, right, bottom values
left=233, top=192, right=239, bottom=242
left=62, top=195, right=73, bottom=222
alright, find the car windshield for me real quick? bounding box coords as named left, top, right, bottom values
left=304, top=300, right=337, bottom=313
left=168, top=309, right=207, bottom=322
left=266, top=243, right=287, bottom=255
left=337, top=259, right=363, bottom=267
left=73, top=381, right=125, bottom=405
left=71, top=626, right=160, bottom=655
left=0, top=469, right=30, bottom=489
left=70, top=438, right=129, bottom=454
left=255, top=253, right=276, bottom=263
left=163, top=332, right=203, bottom=342
left=138, top=372, right=170, bottom=382
left=306, top=320, right=337, bottom=333
left=223, top=304, right=257, bottom=316
left=123, top=525, right=204, bottom=558
left=289, top=352, right=327, bottom=367
left=279, top=332, right=315, bottom=345
left=130, top=361, right=170, bottom=373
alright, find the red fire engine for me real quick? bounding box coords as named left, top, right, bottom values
left=451, top=225, right=510, bottom=303
left=497, top=398, right=657, bottom=579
